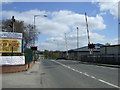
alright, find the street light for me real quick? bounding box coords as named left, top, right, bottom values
left=33, top=14, right=47, bottom=47
left=65, top=33, right=69, bottom=59
left=76, top=27, right=79, bottom=49
left=76, top=27, right=79, bottom=60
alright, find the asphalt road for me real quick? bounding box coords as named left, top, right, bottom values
left=2, top=60, right=119, bottom=88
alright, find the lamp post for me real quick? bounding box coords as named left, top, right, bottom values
left=76, top=27, right=79, bottom=49
left=76, top=27, right=79, bottom=60
left=65, top=33, right=69, bottom=59
left=33, top=15, right=47, bottom=46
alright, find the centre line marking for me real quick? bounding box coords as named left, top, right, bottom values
left=52, top=60, right=120, bottom=88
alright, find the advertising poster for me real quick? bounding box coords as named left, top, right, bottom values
left=0, top=32, right=24, bottom=65
left=0, top=32, right=22, bottom=53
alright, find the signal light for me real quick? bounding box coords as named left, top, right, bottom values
left=88, top=43, right=95, bottom=49
left=12, top=16, right=15, bottom=22
left=31, top=46, right=37, bottom=51
left=9, top=22, right=13, bottom=28
left=9, top=16, right=15, bottom=29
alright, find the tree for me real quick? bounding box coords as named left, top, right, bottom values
left=2, top=19, right=38, bottom=48
left=44, top=50, right=50, bottom=59
left=44, top=50, right=61, bottom=59
left=2, top=20, right=24, bottom=33
left=23, top=24, right=35, bottom=48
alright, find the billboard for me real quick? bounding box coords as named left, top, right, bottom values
left=0, top=32, right=22, bottom=53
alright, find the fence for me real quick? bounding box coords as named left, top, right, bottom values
left=80, top=54, right=120, bottom=65
left=24, top=48, right=34, bottom=64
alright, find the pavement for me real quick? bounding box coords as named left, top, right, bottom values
left=2, top=61, right=41, bottom=88
left=2, top=59, right=119, bottom=88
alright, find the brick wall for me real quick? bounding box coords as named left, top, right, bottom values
left=28, top=61, right=35, bottom=68
left=1, top=61, right=35, bottom=73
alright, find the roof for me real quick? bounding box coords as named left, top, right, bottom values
left=101, top=44, right=120, bottom=47
left=68, top=43, right=104, bottom=52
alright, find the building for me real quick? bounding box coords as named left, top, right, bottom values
left=61, top=44, right=120, bottom=65
left=100, top=44, right=120, bottom=55
left=62, top=43, right=103, bottom=60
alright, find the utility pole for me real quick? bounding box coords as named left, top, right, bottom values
left=65, top=33, right=69, bottom=59
left=85, top=12, right=93, bottom=54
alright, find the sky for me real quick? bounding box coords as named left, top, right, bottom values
left=1, top=0, right=119, bottom=51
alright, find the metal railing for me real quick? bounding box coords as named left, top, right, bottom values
left=80, top=54, right=120, bottom=65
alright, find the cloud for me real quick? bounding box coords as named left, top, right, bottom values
left=38, top=32, right=118, bottom=51
left=52, top=10, right=106, bottom=30
left=1, top=0, right=13, bottom=4
left=3, top=9, right=117, bottom=51
left=2, top=10, right=106, bottom=36
left=1, top=0, right=13, bottom=2
left=97, top=0, right=119, bottom=18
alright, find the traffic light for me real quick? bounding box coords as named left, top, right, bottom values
left=9, top=21, right=13, bottom=28
left=12, top=16, right=15, bottom=22
left=9, top=16, right=15, bottom=29
left=88, top=43, right=95, bottom=49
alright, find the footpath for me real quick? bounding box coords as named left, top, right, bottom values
left=2, top=61, right=42, bottom=88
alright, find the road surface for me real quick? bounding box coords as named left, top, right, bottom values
left=2, top=60, right=119, bottom=88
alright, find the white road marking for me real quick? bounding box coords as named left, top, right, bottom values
left=52, top=60, right=120, bottom=88
left=98, top=79, right=119, bottom=88
left=56, top=60, right=118, bottom=70
left=95, top=66, right=117, bottom=70
left=90, top=76, right=96, bottom=79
